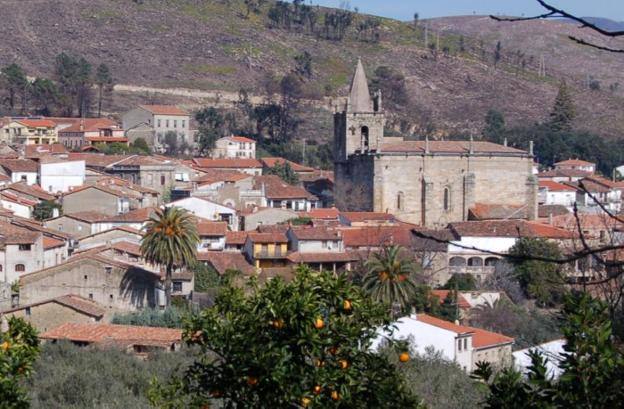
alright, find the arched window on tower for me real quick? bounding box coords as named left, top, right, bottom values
left=443, top=187, right=450, bottom=212
left=397, top=191, right=404, bottom=211
left=361, top=126, right=369, bottom=149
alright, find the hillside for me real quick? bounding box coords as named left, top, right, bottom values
left=2, top=0, right=624, bottom=140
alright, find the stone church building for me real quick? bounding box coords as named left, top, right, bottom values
left=334, top=60, right=538, bottom=228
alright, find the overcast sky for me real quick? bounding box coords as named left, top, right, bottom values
left=304, top=0, right=624, bottom=22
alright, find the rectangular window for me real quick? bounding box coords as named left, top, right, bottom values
left=18, top=244, right=31, bottom=251
left=182, top=120, right=185, bottom=128
left=173, top=282, right=182, bottom=292
left=105, top=266, right=112, bottom=274
left=464, top=338, right=467, bottom=350
left=25, top=307, right=31, bottom=316
left=173, top=120, right=177, bottom=128
left=160, top=175, right=166, bottom=186
left=166, top=119, right=169, bottom=128
left=458, top=339, right=462, bottom=351
left=88, top=293, right=93, bottom=300
left=158, top=119, right=161, bottom=127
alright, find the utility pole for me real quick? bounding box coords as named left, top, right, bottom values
left=302, top=138, right=307, bottom=165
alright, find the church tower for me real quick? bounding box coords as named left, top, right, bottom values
left=334, top=58, right=385, bottom=163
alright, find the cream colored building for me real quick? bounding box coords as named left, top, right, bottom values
left=2, top=119, right=58, bottom=145
left=334, top=60, right=538, bottom=228
left=212, top=136, right=256, bottom=158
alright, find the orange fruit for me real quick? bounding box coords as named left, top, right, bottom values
left=273, top=319, right=285, bottom=329
left=313, top=385, right=322, bottom=395
left=343, top=300, right=352, bottom=311
left=331, top=390, right=340, bottom=401
left=339, top=359, right=349, bottom=369
left=247, top=376, right=258, bottom=386
left=399, top=352, right=410, bottom=363
left=315, top=359, right=325, bottom=368
left=301, top=397, right=312, bottom=407
left=314, top=317, right=324, bottom=329
left=1, top=341, right=9, bottom=352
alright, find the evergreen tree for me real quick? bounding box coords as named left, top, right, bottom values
left=30, top=78, right=59, bottom=116
left=549, top=81, right=576, bottom=132
left=94, top=64, right=113, bottom=118
left=0, top=63, right=29, bottom=113
left=483, top=109, right=506, bottom=143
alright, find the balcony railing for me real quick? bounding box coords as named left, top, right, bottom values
left=255, top=250, right=288, bottom=259
left=449, top=266, right=496, bottom=276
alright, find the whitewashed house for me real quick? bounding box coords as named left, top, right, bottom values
left=212, top=136, right=256, bottom=159
left=39, top=158, right=85, bottom=194
left=166, top=197, right=237, bottom=231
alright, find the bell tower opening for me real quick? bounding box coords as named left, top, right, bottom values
left=361, top=126, right=369, bottom=149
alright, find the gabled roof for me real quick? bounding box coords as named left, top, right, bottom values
left=468, top=203, right=530, bottom=221
left=554, top=159, right=595, bottom=167
left=61, top=211, right=111, bottom=223
left=253, top=175, right=313, bottom=200
left=290, top=226, right=342, bottom=241
left=299, top=207, right=340, bottom=220
left=221, top=135, right=256, bottom=144
left=41, top=323, right=182, bottom=346
left=64, top=184, right=143, bottom=200
left=15, top=119, right=56, bottom=128
left=0, top=158, right=38, bottom=173
left=193, top=158, right=262, bottom=169
left=430, top=290, right=471, bottom=309
left=260, top=157, right=315, bottom=173
left=197, top=220, right=228, bottom=236
left=42, top=236, right=65, bottom=249
left=105, top=207, right=156, bottom=223
left=24, top=143, right=68, bottom=157
left=0, top=191, right=37, bottom=207
left=287, top=251, right=358, bottom=263
left=196, top=252, right=255, bottom=275
left=449, top=220, right=576, bottom=239
left=340, top=211, right=396, bottom=223
left=139, top=105, right=188, bottom=116
left=225, top=231, right=248, bottom=245
left=341, top=226, right=413, bottom=248
left=2, top=182, right=56, bottom=201
left=111, top=240, right=142, bottom=257
left=416, top=314, right=514, bottom=348
left=2, top=294, right=105, bottom=318
left=380, top=140, right=526, bottom=155
left=539, top=180, right=577, bottom=192
left=0, top=220, right=40, bottom=244
left=66, top=153, right=130, bottom=168
left=538, top=168, right=592, bottom=179
left=58, top=118, right=119, bottom=133
left=247, top=231, right=288, bottom=244
left=193, top=170, right=251, bottom=184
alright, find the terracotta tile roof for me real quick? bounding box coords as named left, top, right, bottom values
left=58, top=118, right=119, bottom=133
left=430, top=290, right=471, bottom=309
left=193, top=170, right=251, bottom=184
left=193, top=158, right=262, bottom=169
left=0, top=158, right=38, bottom=173
left=196, top=252, right=255, bottom=275
left=2, top=182, right=56, bottom=201
left=468, top=203, right=530, bottom=221
left=61, top=211, right=109, bottom=224
left=140, top=105, right=188, bottom=116
left=340, top=212, right=395, bottom=223
left=0, top=220, right=40, bottom=244
left=554, top=159, right=594, bottom=167
left=290, top=226, right=342, bottom=240
left=42, top=236, right=65, bottom=249
left=226, top=136, right=256, bottom=143
left=380, top=140, right=526, bottom=155
left=105, top=207, right=156, bottom=223
left=112, top=155, right=174, bottom=167
left=2, top=294, right=105, bottom=318
left=111, top=240, right=142, bottom=256
left=299, top=207, right=340, bottom=220
left=253, top=175, right=313, bottom=200
left=24, top=144, right=68, bottom=157
left=341, top=226, right=413, bottom=248
left=287, top=251, right=359, bottom=263
left=225, top=231, right=248, bottom=245
left=260, top=157, right=315, bottom=173
left=449, top=220, right=576, bottom=239
left=248, top=231, right=288, bottom=244
left=65, top=184, right=143, bottom=200
left=197, top=220, right=228, bottom=236
left=16, top=119, right=56, bottom=128
left=78, top=226, right=143, bottom=241
left=416, top=314, right=515, bottom=348
left=41, top=323, right=182, bottom=346
left=0, top=191, right=37, bottom=206
left=538, top=205, right=570, bottom=218
left=539, top=180, right=577, bottom=192
left=538, top=169, right=592, bottom=179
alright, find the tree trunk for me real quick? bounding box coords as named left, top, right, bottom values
left=98, top=85, right=103, bottom=117
left=165, top=264, right=172, bottom=308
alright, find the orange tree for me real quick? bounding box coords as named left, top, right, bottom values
left=0, top=316, right=40, bottom=408
left=150, top=267, right=422, bottom=408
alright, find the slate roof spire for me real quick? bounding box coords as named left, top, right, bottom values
left=349, top=58, right=374, bottom=113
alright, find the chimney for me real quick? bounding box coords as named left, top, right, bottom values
left=548, top=212, right=553, bottom=225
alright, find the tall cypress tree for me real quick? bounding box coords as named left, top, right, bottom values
left=549, top=81, right=576, bottom=132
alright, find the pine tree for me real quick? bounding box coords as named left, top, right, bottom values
left=549, top=81, right=576, bottom=132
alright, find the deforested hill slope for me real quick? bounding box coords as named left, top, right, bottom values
left=1, top=0, right=624, bottom=138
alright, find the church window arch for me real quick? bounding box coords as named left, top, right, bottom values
left=361, top=126, right=369, bottom=149
left=443, top=187, right=450, bottom=212
left=397, top=191, right=404, bottom=211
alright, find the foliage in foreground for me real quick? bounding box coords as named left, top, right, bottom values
left=27, top=342, right=195, bottom=409
left=476, top=293, right=624, bottom=408
left=150, top=267, right=422, bottom=408
left=0, top=317, right=40, bottom=409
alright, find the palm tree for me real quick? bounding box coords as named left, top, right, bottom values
left=362, top=245, right=420, bottom=313
left=140, top=207, right=199, bottom=307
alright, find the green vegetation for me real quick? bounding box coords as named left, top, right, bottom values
left=111, top=307, right=188, bottom=329
left=441, top=273, right=477, bottom=291
left=264, top=161, right=299, bottom=184
left=141, top=207, right=199, bottom=307
left=32, top=200, right=62, bottom=221
left=150, top=267, right=421, bottom=408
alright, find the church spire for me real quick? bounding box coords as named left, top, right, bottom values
left=349, top=58, right=374, bottom=113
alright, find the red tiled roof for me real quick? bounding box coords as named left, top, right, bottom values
left=65, top=184, right=143, bottom=200
left=227, top=136, right=256, bottom=143
left=62, top=211, right=111, bottom=223
left=0, top=220, right=40, bottom=244
left=0, top=191, right=37, bottom=206
left=16, top=119, right=56, bottom=128
left=2, top=182, right=56, bottom=201
left=86, top=136, right=128, bottom=143
left=41, top=323, right=182, bottom=346
left=58, top=118, right=119, bottom=133
left=42, top=236, right=65, bottom=249
left=341, top=226, right=413, bottom=248
left=290, top=226, right=342, bottom=240
left=538, top=169, right=592, bottom=179
left=196, top=252, right=255, bottom=275
left=430, top=290, right=471, bottom=309
left=340, top=212, right=395, bottom=223
left=468, top=203, right=530, bottom=221
left=66, top=153, right=130, bottom=168
left=248, top=232, right=288, bottom=244
left=260, top=157, right=315, bottom=173
left=193, top=170, right=251, bottom=184
left=225, top=231, right=248, bottom=245
left=193, top=158, right=262, bottom=169
left=416, top=314, right=514, bottom=348
left=112, top=155, right=172, bottom=167
left=0, top=158, right=38, bottom=173
left=253, top=175, right=313, bottom=200
left=416, top=314, right=473, bottom=335
left=139, top=105, right=188, bottom=116
left=24, top=144, right=68, bottom=157
left=380, top=140, right=526, bottom=155
left=299, top=208, right=340, bottom=220
left=554, top=159, right=594, bottom=167
left=449, top=220, right=576, bottom=239
left=105, top=207, right=156, bottom=223
left=111, top=240, right=142, bottom=256
left=539, top=180, right=577, bottom=192
left=197, top=220, right=228, bottom=236
left=287, top=251, right=359, bottom=263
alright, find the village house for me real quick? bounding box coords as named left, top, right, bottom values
left=192, top=158, right=263, bottom=176
left=39, top=157, right=85, bottom=193
left=0, top=158, right=38, bottom=185
left=241, top=207, right=298, bottom=231
left=19, top=253, right=163, bottom=311
left=553, top=159, right=596, bottom=174
left=338, top=211, right=398, bottom=227
left=166, top=197, right=238, bottom=230
left=2, top=119, right=58, bottom=145
left=1, top=294, right=105, bottom=333
left=105, top=155, right=176, bottom=196
left=538, top=180, right=577, bottom=208
left=373, top=314, right=514, bottom=372
left=1, top=182, right=56, bottom=204
left=45, top=212, right=111, bottom=239
left=286, top=226, right=357, bottom=272
left=122, top=105, right=192, bottom=149
left=567, top=176, right=624, bottom=213
left=24, top=143, right=68, bottom=159
left=62, top=185, right=136, bottom=216
left=41, top=323, right=182, bottom=354
left=0, top=220, right=44, bottom=282
left=225, top=231, right=247, bottom=252
left=197, top=251, right=255, bottom=276
left=55, top=118, right=126, bottom=149
left=95, top=207, right=156, bottom=233
left=76, top=226, right=143, bottom=250
left=212, top=136, right=257, bottom=159
left=0, top=190, right=36, bottom=218
left=243, top=231, right=289, bottom=271
left=197, top=220, right=228, bottom=251
left=260, top=157, right=316, bottom=176
left=253, top=175, right=318, bottom=211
